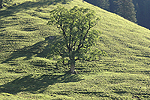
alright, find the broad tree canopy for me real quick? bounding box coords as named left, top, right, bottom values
left=47, top=6, right=105, bottom=73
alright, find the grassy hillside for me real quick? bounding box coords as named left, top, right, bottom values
left=0, top=0, right=150, bottom=99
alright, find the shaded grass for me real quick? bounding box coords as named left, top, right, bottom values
left=0, top=73, right=82, bottom=94
left=0, top=0, right=150, bottom=99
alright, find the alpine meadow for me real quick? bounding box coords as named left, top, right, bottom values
left=0, top=0, right=150, bottom=100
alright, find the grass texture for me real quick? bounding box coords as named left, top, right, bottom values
left=0, top=0, right=150, bottom=99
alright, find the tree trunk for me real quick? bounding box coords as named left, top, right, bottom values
left=69, top=53, right=75, bottom=74
left=70, top=61, right=75, bottom=74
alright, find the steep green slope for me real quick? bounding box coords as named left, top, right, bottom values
left=0, top=0, right=150, bottom=99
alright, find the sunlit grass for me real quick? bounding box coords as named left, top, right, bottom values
left=0, top=0, right=150, bottom=99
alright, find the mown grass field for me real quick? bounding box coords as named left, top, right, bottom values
left=0, top=0, right=150, bottom=99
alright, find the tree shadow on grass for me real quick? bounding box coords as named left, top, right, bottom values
left=0, top=35, right=84, bottom=94
left=0, top=0, right=72, bottom=18
left=1, top=35, right=61, bottom=64
left=0, top=73, right=82, bottom=94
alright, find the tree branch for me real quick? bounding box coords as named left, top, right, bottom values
left=60, top=24, right=71, bottom=52
left=75, top=21, right=92, bottom=52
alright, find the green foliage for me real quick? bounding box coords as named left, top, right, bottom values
left=97, top=0, right=110, bottom=10
left=85, top=0, right=110, bottom=10
left=114, top=0, right=137, bottom=22
left=86, top=0, right=137, bottom=23
left=133, top=0, right=150, bottom=29
left=47, top=6, right=104, bottom=69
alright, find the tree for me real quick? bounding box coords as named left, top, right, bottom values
left=85, top=0, right=110, bottom=10
left=47, top=6, right=105, bottom=74
left=97, top=0, right=110, bottom=10
left=0, top=0, right=2, bottom=8
left=133, top=0, right=150, bottom=29
left=114, top=0, right=137, bottom=22
left=109, top=0, right=117, bottom=12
